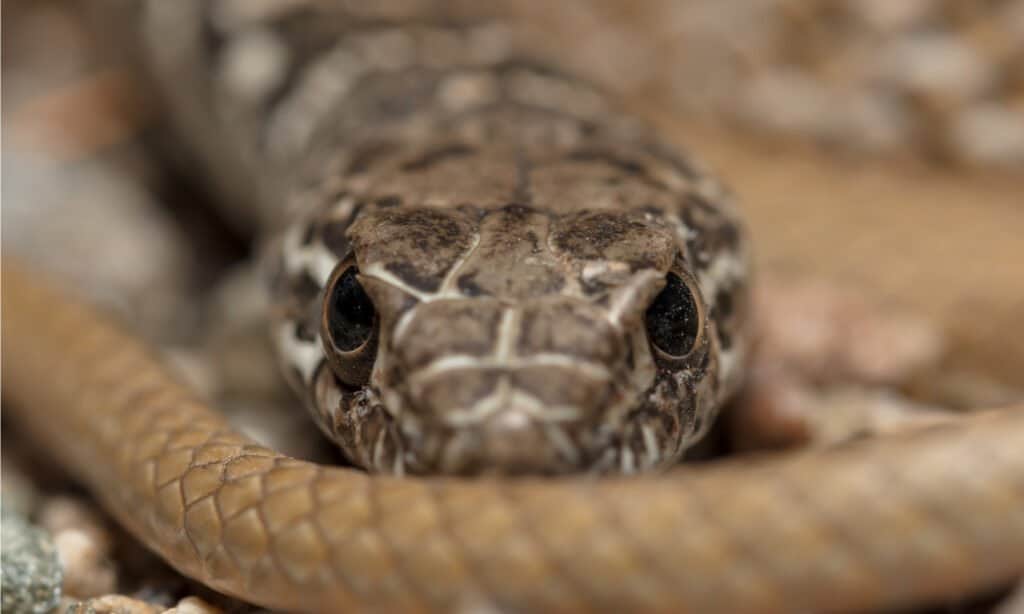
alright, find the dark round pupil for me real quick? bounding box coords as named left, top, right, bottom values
left=327, top=267, right=376, bottom=351
left=645, top=273, right=699, bottom=356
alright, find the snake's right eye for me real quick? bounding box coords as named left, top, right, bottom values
left=321, top=265, right=378, bottom=385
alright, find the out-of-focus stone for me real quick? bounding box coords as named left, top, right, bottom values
left=731, top=365, right=955, bottom=451
left=63, top=595, right=161, bottom=614
left=163, top=596, right=225, bottom=614
left=504, top=0, right=1024, bottom=168
left=40, top=497, right=118, bottom=599
left=39, top=497, right=113, bottom=554
left=54, top=529, right=118, bottom=599
left=753, top=277, right=946, bottom=385
left=1, top=510, right=62, bottom=614
left=731, top=276, right=955, bottom=451
left=738, top=70, right=839, bottom=140
left=876, top=34, right=994, bottom=104
left=833, top=93, right=911, bottom=153
left=950, top=104, right=1024, bottom=167
left=2, top=155, right=200, bottom=342
left=849, top=0, right=939, bottom=32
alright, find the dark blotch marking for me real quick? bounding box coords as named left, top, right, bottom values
left=456, top=203, right=487, bottom=220
left=680, top=193, right=740, bottom=269
left=388, top=209, right=464, bottom=254
left=457, top=272, right=489, bottom=297
left=320, top=202, right=363, bottom=257
left=714, top=287, right=734, bottom=319
left=568, top=149, right=646, bottom=174
left=623, top=338, right=636, bottom=371
left=567, top=149, right=669, bottom=191
left=581, top=278, right=609, bottom=296
left=645, top=273, right=700, bottom=357
left=712, top=286, right=735, bottom=350
left=321, top=221, right=351, bottom=257
left=400, top=143, right=475, bottom=172
left=717, top=325, right=733, bottom=351
left=644, top=142, right=701, bottom=181
left=375, top=195, right=402, bottom=208
left=300, top=220, right=318, bottom=246
left=296, top=320, right=318, bottom=343
left=288, top=366, right=306, bottom=390
left=200, top=11, right=228, bottom=60
left=386, top=261, right=442, bottom=293
left=291, top=271, right=323, bottom=305
left=551, top=212, right=649, bottom=259
left=500, top=202, right=534, bottom=218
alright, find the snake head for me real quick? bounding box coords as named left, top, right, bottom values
left=271, top=142, right=749, bottom=475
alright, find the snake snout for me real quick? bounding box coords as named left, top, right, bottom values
left=391, top=298, right=646, bottom=473
left=400, top=363, right=622, bottom=473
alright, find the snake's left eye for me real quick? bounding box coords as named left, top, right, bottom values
left=644, top=272, right=703, bottom=358
left=321, top=264, right=378, bottom=385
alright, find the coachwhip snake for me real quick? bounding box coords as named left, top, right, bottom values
left=4, top=1, right=1024, bottom=611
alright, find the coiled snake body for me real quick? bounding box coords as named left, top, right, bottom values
left=3, top=1, right=1023, bottom=612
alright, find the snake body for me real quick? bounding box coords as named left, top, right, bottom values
left=3, top=1, right=1024, bottom=612
left=113, top=0, right=750, bottom=475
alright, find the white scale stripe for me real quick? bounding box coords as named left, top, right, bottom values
left=275, top=321, right=323, bottom=385
left=408, top=352, right=612, bottom=383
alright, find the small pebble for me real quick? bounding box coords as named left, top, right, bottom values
left=1, top=510, right=62, bottom=614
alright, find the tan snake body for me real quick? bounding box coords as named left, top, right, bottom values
left=3, top=1, right=1023, bottom=612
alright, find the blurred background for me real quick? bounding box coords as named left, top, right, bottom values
left=2, top=1, right=1022, bottom=612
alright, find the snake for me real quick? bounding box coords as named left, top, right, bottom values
left=106, top=0, right=752, bottom=476
left=3, top=1, right=1023, bottom=611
